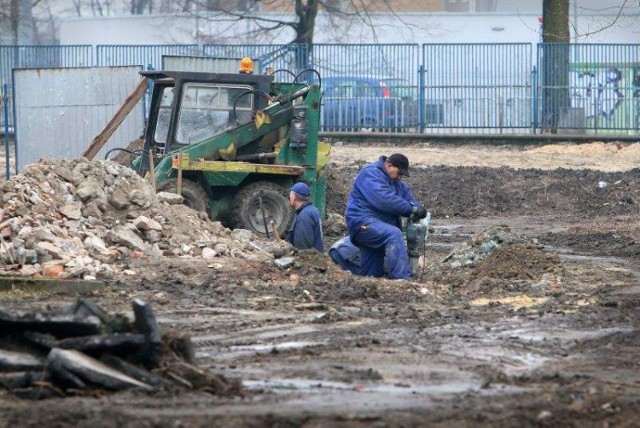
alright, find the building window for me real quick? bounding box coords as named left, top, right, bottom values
left=445, top=0, right=498, bottom=12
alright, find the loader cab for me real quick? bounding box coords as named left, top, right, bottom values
left=142, top=70, right=274, bottom=155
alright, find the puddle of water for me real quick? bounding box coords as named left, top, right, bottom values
left=243, top=378, right=480, bottom=396
left=197, top=340, right=325, bottom=360
left=613, top=285, right=640, bottom=295
left=442, top=342, right=550, bottom=373
left=193, top=319, right=376, bottom=345
left=499, top=326, right=633, bottom=343
left=470, top=295, right=548, bottom=310
left=230, top=341, right=325, bottom=353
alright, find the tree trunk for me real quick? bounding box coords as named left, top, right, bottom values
left=541, top=0, right=571, bottom=133
left=10, top=0, right=18, bottom=44
left=293, top=0, right=319, bottom=81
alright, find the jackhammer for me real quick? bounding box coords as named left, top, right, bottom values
left=406, top=212, right=431, bottom=276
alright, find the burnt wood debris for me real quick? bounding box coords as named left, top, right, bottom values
left=0, top=298, right=241, bottom=399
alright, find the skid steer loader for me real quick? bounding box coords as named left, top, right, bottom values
left=128, top=60, right=329, bottom=238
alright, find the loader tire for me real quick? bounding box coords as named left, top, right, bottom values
left=157, top=178, right=209, bottom=213
left=230, top=181, right=291, bottom=239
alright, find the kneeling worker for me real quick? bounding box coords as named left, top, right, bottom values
left=345, top=153, right=427, bottom=279
left=329, top=236, right=362, bottom=275
left=286, top=182, right=324, bottom=252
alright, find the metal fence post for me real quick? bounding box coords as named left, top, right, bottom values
left=2, top=83, right=9, bottom=179
left=418, top=64, right=425, bottom=133
left=531, top=65, right=538, bottom=134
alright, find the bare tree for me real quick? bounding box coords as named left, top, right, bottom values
left=182, top=0, right=406, bottom=75
left=4, top=0, right=36, bottom=44
left=131, top=0, right=154, bottom=14
left=540, top=0, right=571, bottom=133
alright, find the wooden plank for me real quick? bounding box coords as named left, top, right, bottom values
left=172, top=155, right=304, bottom=175
left=83, top=78, right=148, bottom=160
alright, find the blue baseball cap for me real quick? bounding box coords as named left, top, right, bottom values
left=290, top=182, right=311, bottom=197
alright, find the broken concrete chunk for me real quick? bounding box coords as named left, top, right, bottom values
left=76, top=179, right=103, bottom=202
left=108, top=189, right=130, bottom=209
left=144, top=229, right=162, bottom=243
left=52, top=165, right=75, bottom=183
left=231, top=229, right=253, bottom=242
left=128, top=187, right=154, bottom=208
left=213, top=243, right=229, bottom=255
left=82, top=200, right=103, bottom=218
left=31, top=227, right=57, bottom=243
left=104, top=163, right=121, bottom=176
left=201, top=247, right=217, bottom=259
left=47, top=348, right=153, bottom=391
left=36, top=241, right=65, bottom=259
left=0, top=349, right=45, bottom=372
left=83, top=235, right=109, bottom=254
left=275, top=257, right=295, bottom=269
left=132, top=216, right=162, bottom=232
left=59, top=202, right=83, bottom=220
left=109, top=225, right=146, bottom=252
left=156, top=192, right=183, bottom=205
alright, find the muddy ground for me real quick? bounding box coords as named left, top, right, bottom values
left=1, top=142, right=640, bottom=427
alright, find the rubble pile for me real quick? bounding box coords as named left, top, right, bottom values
left=441, top=225, right=525, bottom=270
left=0, top=158, right=289, bottom=279
left=0, top=298, right=240, bottom=399
left=436, top=225, right=562, bottom=284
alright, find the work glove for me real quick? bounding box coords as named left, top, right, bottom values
left=412, top=206, right=428, bottom=220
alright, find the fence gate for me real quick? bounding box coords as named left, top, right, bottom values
left=13, top=66, right=144, bottom=172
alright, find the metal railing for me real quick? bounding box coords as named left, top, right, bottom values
left=1, top=42, right=639, bottom=136
left=536, top=43, right=640, bottom=135
left=421, top=43, right=533, bottom=134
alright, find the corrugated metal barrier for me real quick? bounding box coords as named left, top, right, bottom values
left=0, top=45, right=92, bottom=129
left=13, top=66, right=144, bottom=171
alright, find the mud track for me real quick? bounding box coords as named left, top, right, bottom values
left=1, top=143, right=640, bottom=427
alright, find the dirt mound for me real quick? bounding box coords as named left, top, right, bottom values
left=471, top=244, right=562, bottom=281
left=0, top=158, right=287, bottom=280
left=431, top=225, right=563, bottom=292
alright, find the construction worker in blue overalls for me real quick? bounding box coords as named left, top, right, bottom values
left=345, top=154, right=427, bottom=279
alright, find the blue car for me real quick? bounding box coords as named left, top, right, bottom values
left=321, top=76, right=418, bottom=131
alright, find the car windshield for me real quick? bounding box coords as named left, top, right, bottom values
left=383, top=79, right=414, bottom=99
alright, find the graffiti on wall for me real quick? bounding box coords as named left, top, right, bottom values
left=571, top=68, right=625, bottom=120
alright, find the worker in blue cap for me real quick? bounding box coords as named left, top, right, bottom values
left=286, top=182, right=324, bottom=252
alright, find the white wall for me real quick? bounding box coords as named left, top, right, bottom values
left=60, top=10, right=639, bottom=47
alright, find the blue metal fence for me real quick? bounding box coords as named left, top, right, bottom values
left=1, top=43, right=639, bottom=135
left=536, top=43, right=640, bottom=135
left=96, top=44, right=199, bottom=70
left=422, top=43, right=533, bottom=134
